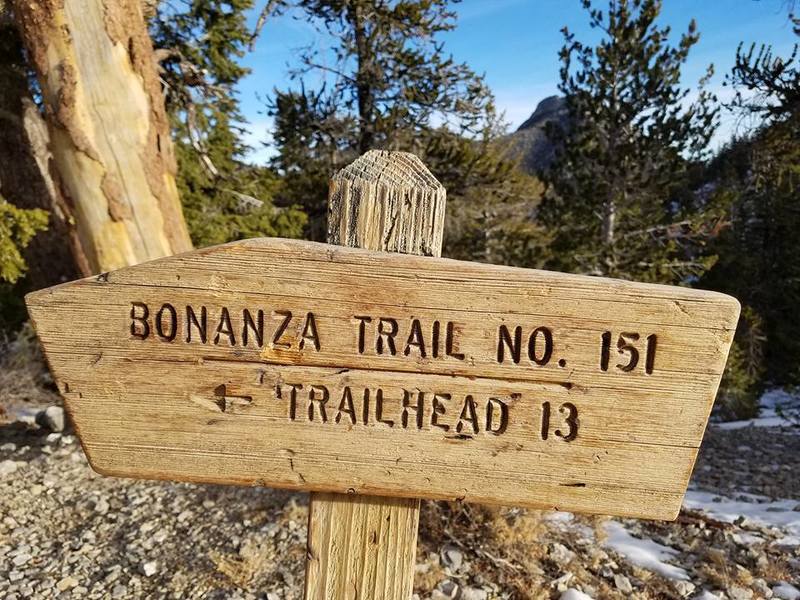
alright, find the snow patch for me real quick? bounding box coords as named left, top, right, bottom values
left=683, top=491, right=800, bottom=543
left=543, top=511, right=595, bottom=540
left=602, top=521, right=689, bottom=580
left=715, top=388, right=800, bottom=430
left=544, top=511, right=574, bottom=523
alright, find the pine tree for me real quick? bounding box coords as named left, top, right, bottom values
left=270, top=0, right=542, bottom=252
left=0, top=197, right=47, bottom=285
left=151, top=0, right=306, bottom=246
left=427, top=128, right=549, bottom=267
left=702, top=18, right=800, bottom=416
left=290, top=0, right=494, bottom=154
left=270, top=87, right=356, bottom=240
left=0, top=196, right=48, bottom=333
left=540, top=0, right=719, bottom=284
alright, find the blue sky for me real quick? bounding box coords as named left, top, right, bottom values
left=239, top=0, right=799, bottom=163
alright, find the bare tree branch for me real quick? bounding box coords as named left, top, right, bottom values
left=249, top=0, right=281, bottom=51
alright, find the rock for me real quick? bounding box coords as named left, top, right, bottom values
left=56, top=576, right=78, bottom=591
left=734, top=516, right=756, bottom=529
left=93, top=497, right=110, bottom=515
left=674, top=580, right=696, bottom=597
left=460, top=587, right=488, bottom=600
left=433, top=579, right=459, bottom=599
left=728, top=585, right=754, bottom=600
left=0, top=460, right=18, bottom=477
left=553, top=573, right=574, bottom=592
left=36, top=406, right=65, bottom=432
left=773, top=582, right=800, bottom=600
left=560, top=590, right=593, bottom=600
left=614, top=574, right=633, bottom=594
left=440, top=544, right=463, bottom=571
left=550, top=542, right=576, bottom=566
left=11, top=553, right=31, bottom=567
left=111, top=584, right=127, bottom=598
left=39, top=577, right=55, bottom=590
left=141, top=560, right=158, bottom=577
left=140, top=521, right=157, bottom=534
left=0, top=442, right=16, bottom=452
left=752, top=578, right=773, bottom=598
left=177, top=509, right=192, bottom=522
left=104, top=569, right=121, bottom=584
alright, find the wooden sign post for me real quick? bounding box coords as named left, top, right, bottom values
left=306, top=152, right=445, bottom=599
left=26, top=151, right=740, bottom=599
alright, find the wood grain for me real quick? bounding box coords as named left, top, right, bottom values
left=26, top=235, right=739, bottom=520
left=327, top=150, right=446, bottom=256
left=307, top=150, right=439, bottom=600
left=306, top=494, right=420, bottom=600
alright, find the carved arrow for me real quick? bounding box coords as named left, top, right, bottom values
left=213, top=384, right=253, bottom=413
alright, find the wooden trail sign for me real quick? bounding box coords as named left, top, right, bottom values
left=26, top=236, right=738, bottom=520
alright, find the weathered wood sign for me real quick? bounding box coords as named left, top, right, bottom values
left=26, top=237, right=739, bottom=520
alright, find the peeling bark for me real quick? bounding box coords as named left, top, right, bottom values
left=11, top=0, right=193, bottom=273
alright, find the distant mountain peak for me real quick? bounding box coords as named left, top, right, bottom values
left=517, top=95, right=567, bottom=132
left=504, top=96, right=568, bottom=174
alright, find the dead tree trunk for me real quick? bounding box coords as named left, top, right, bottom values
left=11, top=0, right=193, bottom=273
left=0, top=9, right=89, bottom=287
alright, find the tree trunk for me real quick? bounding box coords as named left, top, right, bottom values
left=602, top=199, right=616, bottom=246
left=11, top=0, right=193, bottom=273
left=350, top=2, right=376, bottom=155
left=0, top=12, right=89, bottom=287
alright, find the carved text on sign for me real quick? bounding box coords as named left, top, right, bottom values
left=130, top=302, right=321, bottom=350
left=128, top=302, right=659, bottom=376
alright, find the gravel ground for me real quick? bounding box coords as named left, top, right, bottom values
left=692, top=425, right=800, bottom=501
left=1, top=416, right=798, bottom=600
